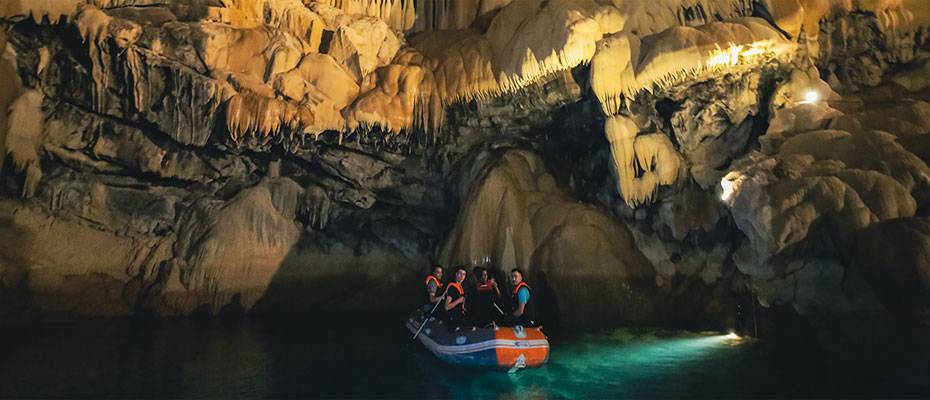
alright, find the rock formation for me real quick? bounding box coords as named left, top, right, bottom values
left=1, top=0, right=929, bottom=345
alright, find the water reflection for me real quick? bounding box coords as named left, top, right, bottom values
left=0, top=317, right=927, bottom=398
left=0, top=319, right=272, bottom=397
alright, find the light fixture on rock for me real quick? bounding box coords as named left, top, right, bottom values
left=802, top=90, right=820, bottom=104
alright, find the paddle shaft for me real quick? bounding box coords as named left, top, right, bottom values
left=412, top=286, right=449, bottom=340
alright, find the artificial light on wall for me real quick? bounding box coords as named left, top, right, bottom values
left=719, top=172, right=746, bottom=206
left=802, top=90, right=820, bottom=104
left=720, top=177, right=736, bottom=203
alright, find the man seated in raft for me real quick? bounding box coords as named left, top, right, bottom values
left=423, top=264, right=444, bottom=310
left=470, top=266, right=502, bottom=327
left=500, top=268, right=536, bottom=327
left=442, top=266, right=468, bottom=328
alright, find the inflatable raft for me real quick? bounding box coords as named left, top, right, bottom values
left=405, top=309, right=549, bottom=370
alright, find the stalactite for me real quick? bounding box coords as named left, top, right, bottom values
left=760, top=0, right=930, bottom=47
left=3, top=90, right=45, bottom=198
left=24, top=0, right=929, bottom=150
left=605, top=116, right=683, bottom=207
left=227, top=91, right=318, bottom=145
left=0, top=34, right=18, bottom=180
left=310, top=0, right=417, bottom=31
left=605, top=115, right=641, bottom=206
left=591, top=33, right=640, bottom=116
left=486, top=0, right=619, bottom=95
left=348, top=62, right=441, bottom=135
left=75, top=5, right=113, bottom=113
left=0, top=0, right=83, bottom=23
left=408, top=0, right=619, bottom=108
left=591, top=18, right=794, bottom=116
left=211, top=0, right=327, bottom=51
left=408, top=31, right=499, bottom=105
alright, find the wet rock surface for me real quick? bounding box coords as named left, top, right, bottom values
left=1, top=1, right=929, bottom=347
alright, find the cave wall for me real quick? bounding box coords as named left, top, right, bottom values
left=1, top=0, right=929, bottom=341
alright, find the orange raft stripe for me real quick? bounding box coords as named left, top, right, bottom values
left=494, top=328, right=549, bottom=368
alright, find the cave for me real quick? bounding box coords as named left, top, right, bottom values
left=1, top=0, right=929, bottom=397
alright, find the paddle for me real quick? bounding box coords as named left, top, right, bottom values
left=412, top=286, right=448, bottom=340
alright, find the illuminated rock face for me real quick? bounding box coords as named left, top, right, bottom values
left=723, top=80, right=930, bottom=327
left=1, top=0, right=929, bottom=339
left=437, top=149, right=657, bottom=329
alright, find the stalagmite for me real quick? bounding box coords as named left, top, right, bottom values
left=176, top=181, right=302, bottom=314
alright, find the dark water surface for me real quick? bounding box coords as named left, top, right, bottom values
left=1, top=312, right=928, bottom=398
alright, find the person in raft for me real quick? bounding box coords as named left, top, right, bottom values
left=423, top=264, right=444, bottom=310
left=443, top=266, right=468, bottom=328
left=502, top=268, right=536, bottom=327
left=471, top=266, right=502, bottom=327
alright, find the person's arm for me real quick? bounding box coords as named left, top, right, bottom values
left=445, top=294, right=464, bottom=311
left=427, top=281, right=441, bottom=303
left=490, top=278, right=502, bottom=298
left=512, top=287, right=528, bottom=317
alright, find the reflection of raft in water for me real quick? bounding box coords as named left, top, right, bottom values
left=405, top=309, right=549, bottom=370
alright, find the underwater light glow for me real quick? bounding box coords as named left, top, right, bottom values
left=726, top=332, right=739, bottom=339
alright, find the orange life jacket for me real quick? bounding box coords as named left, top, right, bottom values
left=511, top=281, right=536, bottom=322
left=447, top=282, right=465, bottom=313
left=424, top=275, right=443, bottom=291
left=448, top=282, right=464, bottom=296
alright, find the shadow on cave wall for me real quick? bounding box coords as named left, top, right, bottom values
left=249, top=228, right=427, bottom=319
left=0, top=201, right=35, bottom=320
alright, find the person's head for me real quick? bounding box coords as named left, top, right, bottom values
left=474, top=266, right=488, bottom=283
left=510, top=268, right=524, bottom=285
left=455, top=266, right=467, bottom=283
left=431, top=264, right=443, bottom=279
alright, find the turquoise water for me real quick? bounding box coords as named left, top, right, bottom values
left=1, top=314, right=927, bottom=398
